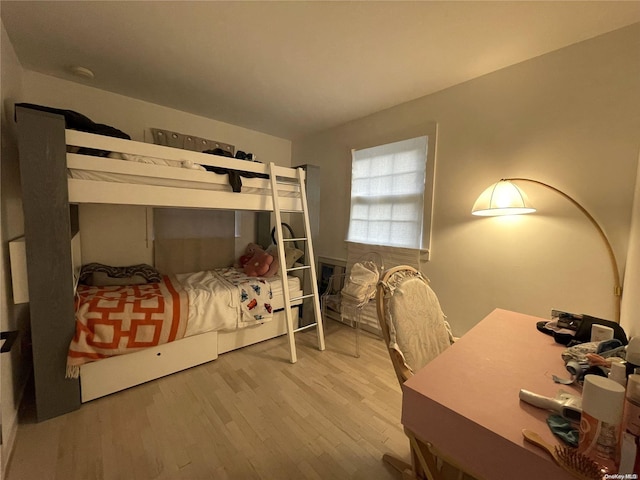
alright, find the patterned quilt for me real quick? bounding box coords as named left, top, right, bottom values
left=66, top=275, right=188, bottom=377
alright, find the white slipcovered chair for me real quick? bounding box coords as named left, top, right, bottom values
left=376, top=266, right=473, bottom=480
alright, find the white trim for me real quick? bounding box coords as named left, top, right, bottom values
left=621, top=151, right=640, bottom=337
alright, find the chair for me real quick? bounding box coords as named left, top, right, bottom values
left=375, top=266, right=472, bottom=480
left=321, top=252, right=383, bottom=357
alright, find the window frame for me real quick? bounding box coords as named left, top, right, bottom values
left=346, top=123, right=437, bottom=260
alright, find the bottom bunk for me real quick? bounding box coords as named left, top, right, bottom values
left=79, top=306, right=298, bottom=402
left=70, top=264, right=303, bottom=402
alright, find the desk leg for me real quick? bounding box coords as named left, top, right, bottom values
left=406, top=428, right=474, bottom=480
left=407, top=430, right=440, bottom=480
left=382, top=452, right=413, bottom=478
left=385, top=429, right=471, bottom=480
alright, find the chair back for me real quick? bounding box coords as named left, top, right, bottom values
left=376, top=266, right=453, bottom=385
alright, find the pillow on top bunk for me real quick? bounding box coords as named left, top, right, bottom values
left=108, top=152, right=206, bottom=171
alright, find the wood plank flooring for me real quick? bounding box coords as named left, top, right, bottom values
left=6, top=321, right=410, bottom=480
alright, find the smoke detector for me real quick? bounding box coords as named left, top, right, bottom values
left=69, top=66, right=95, bottom=80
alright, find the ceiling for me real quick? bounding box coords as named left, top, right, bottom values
left=2, top=1, right=640, bottom=140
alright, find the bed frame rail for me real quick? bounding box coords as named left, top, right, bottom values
left=66, top=130, right=298, bottom=178
left=66, top=130, right=304, bottom=211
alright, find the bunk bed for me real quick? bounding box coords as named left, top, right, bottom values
left=15, top=106, right=323, bottom=421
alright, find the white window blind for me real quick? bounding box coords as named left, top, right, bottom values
left=347, top=136, right=428, bottom=249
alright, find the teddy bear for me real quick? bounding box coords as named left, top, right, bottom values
left=241, top=243, right=279, bottom=277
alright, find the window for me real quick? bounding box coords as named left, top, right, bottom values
left=347, top=132, right=435, bottom=253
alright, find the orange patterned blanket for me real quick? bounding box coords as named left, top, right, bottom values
left=66, top=275, right=188, bottom=377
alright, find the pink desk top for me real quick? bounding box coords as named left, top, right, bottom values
left=402, top=308, right=578, bottom=480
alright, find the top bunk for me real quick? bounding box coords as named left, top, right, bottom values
left=17, top=104, right=304, bottom=212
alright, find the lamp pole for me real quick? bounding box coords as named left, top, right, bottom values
left=506, top=178, right=623, bottom=322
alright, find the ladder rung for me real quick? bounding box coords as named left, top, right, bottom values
left=290, top=293, right=315, bottom=302
left=294, top=322, right=318, bottom=333
left=276, top=175, right=300, bottom=185
left=287, top=265, right=310, bottom=272
left=275, top=180, right=299, bottom=185
left=283, top=237, right=307, bottom=242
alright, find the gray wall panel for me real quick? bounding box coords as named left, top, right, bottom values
left=16, top=106, right=80, bottom=421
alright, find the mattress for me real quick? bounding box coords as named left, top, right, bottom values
left=267, top=274, right=301, bottom=297
left=67, top=152, right=299, bottom=197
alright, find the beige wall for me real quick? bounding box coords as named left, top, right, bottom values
left=0, top=19, right=30, bottom=475
left=293, top=24, right=640, bottom=335
left=21, top=72, right=293, bottom=265
left=22, top=71, right=292, bottom=160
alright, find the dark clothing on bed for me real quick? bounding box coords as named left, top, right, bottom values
left=202, top=149, right=268, bottom=192
left=15, top=103, right=130, bottom=157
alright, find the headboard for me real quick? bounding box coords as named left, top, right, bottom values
left=154, top=237, right=236, bottom=274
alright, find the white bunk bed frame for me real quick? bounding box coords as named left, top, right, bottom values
left=66, top=129, right=304, bottom=212
left=16, top=106, right=324, bottom=420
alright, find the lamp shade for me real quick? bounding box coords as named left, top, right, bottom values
left=472, top=180, right=536, bottom=216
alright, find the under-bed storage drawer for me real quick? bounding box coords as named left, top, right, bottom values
left=80, top=330, right=218, bottom=402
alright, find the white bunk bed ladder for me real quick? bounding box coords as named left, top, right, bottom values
left=268, top=163, right=326, bottom=363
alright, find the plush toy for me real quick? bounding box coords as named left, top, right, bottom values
left=238, top=253, right=252, bottom=269
left=242, top=243, right=279, bottom=277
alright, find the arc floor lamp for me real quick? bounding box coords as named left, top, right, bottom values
left=472, top=178, right=623, bottom=322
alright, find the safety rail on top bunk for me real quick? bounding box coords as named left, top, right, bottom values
left=65, top=129, right=305, bottom=212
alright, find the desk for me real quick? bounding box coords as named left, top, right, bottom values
left=402, top=309, right=578, bottom=480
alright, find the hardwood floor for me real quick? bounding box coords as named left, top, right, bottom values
left=6, top=321, right=410, bottom=480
